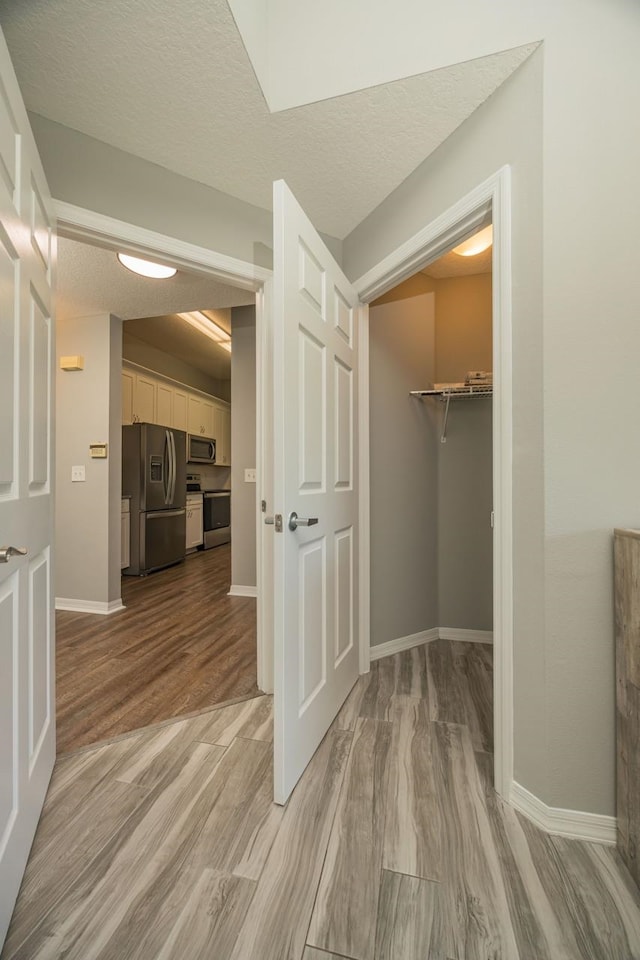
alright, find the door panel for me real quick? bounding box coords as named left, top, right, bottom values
left=273, top=180, right=361, bottom=803
left=0, top=26, right=56, bottom=947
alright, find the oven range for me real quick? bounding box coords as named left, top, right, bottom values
left=186, top=474, right=230, bottom=549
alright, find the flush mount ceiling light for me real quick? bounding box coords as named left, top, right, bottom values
left=179, top=311, right=232, bottom=352
left=117, top=252, right=177, bottom=279
left=452, top=224, right=493, bottom=257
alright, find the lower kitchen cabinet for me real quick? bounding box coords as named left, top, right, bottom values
left=186, top=495, right=203, bottom=552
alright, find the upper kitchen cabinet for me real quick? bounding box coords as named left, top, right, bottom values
left=156, top=381, right=173, bottom=427
left=187, top=396, right=215, bottom=437
left=122, top=363, right=229, bottom=463
left=122, top=367, right=157, bottom=424
left=173, top=388, right=188, bottom=432
left=135, top=372, right=156, bottom=423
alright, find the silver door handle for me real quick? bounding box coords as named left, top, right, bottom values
left=288, top=512, right=318, bottom=531
left=0, top=546, right=28, bottom=563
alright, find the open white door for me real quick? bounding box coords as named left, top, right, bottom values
left=272, top=181, right=361, bottom=803
left=0, top=29, right=56, bottom=946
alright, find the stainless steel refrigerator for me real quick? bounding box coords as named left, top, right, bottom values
left=122, top=423, right=187, bottom=575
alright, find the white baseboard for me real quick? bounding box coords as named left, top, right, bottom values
left=370, top=628, right=439, bottom=661
left=228, top=584, right=258, bottom=598
left=439, top=627, right=493, bottom=644
left=55, top=597, right=125, bottom=615
left=510, top=780, right=616, bottom=845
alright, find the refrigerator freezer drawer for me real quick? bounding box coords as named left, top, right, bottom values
left=139, top=508, right=186, bottom=574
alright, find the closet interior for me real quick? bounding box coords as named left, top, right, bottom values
left=368, top=228, right=494, bottom=749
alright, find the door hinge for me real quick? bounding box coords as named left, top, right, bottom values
left=490, top=510, right=495, bottom=528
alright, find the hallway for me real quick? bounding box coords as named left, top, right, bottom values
left=4, top=641, right=640, bottom=959
left=56, top=545, right=259, bottom=753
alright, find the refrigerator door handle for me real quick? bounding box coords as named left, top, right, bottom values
left=146, top=508, right=186, bottom=520
left=164, top=429, right=172, bottom=505
left=169, top=430, right=177, bottom=504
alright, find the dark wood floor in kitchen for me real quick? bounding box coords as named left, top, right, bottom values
left=56, top=545, right=259, bottom=754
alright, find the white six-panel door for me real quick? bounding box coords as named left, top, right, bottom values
left=0, top=28, right=56, bottom=946
left=273, top=181, right=360, bottom=804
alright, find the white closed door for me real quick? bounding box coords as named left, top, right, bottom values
left=273, top=181, right=362, bottom=803
left=0, top=28, right=56, bottom=947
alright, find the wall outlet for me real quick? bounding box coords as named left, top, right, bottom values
left=71, top=465, right=86, bottom=482
left=244, top=468, right=257, bottom=483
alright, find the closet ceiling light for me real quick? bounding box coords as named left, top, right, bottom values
left=117, top=253, right=177, bottom=279
left=179, top=311, right=232, bottom=352
left=452, top=224, right=493, bottom=257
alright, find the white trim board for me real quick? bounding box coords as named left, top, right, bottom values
left=510, top=781, right=617, bottom=846
left=228, top=585, right=258, bottom=598
left=55, top=597, right=125, bottom=615
left=369, top=627, right=493, bottom=661
left=369, top=629, right=440, bottom=661
left=439, top=627, right=493, bottom=644
left=53, top=200, right=272, bottom=291
left=355, top=166, right=513, bottom=802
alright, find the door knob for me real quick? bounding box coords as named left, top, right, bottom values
left=0, top=546, right=28, bottom=563
left=288, top=512, right=318, bottom=531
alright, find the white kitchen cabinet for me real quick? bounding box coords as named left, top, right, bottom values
left=201, top=400, right=215, bottom=439
left=156, top=381, right=173, bottom=427
left=121, top=364, right=230, bottom=456
left=122, top=369, right=134, bottom=425
left=121, top=498, right=131, bottom=569
left=135, top=373, right=156, bottom=423
left=186, top=494, right=203, bottom=551
left=173, top=388, right=188, bottom=432
left=188, top=396, right=215, bottom=437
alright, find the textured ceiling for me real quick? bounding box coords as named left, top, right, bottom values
left=0, top=0, right=535, bottom=237
left=125, top=314, right=232, bottom=382
left=423, top=245, right=492, bottom=279
left=57, top=237, right=254, bottom=323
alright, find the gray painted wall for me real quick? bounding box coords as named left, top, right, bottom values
left=345, top=52, right=547, bottom=803
left=56, top=313, right=122, bottom=606
left=122, top=331, right=230, bottom=401
left=369, top=293, right=438, bottom=646
left=230, top=306, right=257, bottom=588
left=30, top=113, right=343, bottom=267
left=438, top=400, right=493, bottom=631
left=346, top=10, right=640, bottom=817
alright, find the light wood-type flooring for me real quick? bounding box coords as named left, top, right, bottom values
left=56, top=545, right=259, bottom=753
left=5, top=640, right=640, bottom=959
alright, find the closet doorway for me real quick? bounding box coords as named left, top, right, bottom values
left=368, top=227, right=495, bottom=769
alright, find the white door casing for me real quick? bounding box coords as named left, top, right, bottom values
left=273, top=181, right=360, bottom=804
left=0, top=28, right=56, bottom=947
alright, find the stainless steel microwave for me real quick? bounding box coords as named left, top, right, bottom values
left=187, top=434, right=216, bottom=464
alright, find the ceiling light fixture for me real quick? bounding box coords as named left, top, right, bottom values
left=179, top=311, right=232, bottom=352
left=452, top=224, right=493, bottom=257
left=117, top=252, right=177, bottom=279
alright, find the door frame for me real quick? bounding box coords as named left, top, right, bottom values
left=53, top=199, right=276, bottom=692
left=353, top=166, right=514, bottom=799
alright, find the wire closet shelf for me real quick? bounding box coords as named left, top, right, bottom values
left=410, top=384, right=493, bottom=443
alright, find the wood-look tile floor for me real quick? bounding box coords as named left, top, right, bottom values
left=56, top=545, right=259, bottom=753
left=5, top=640, right=640, bottom=959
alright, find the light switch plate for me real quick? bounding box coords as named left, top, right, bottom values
left=71, top=465, right=85, bottom=482
left=244, top=468, right=256, bottom=483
